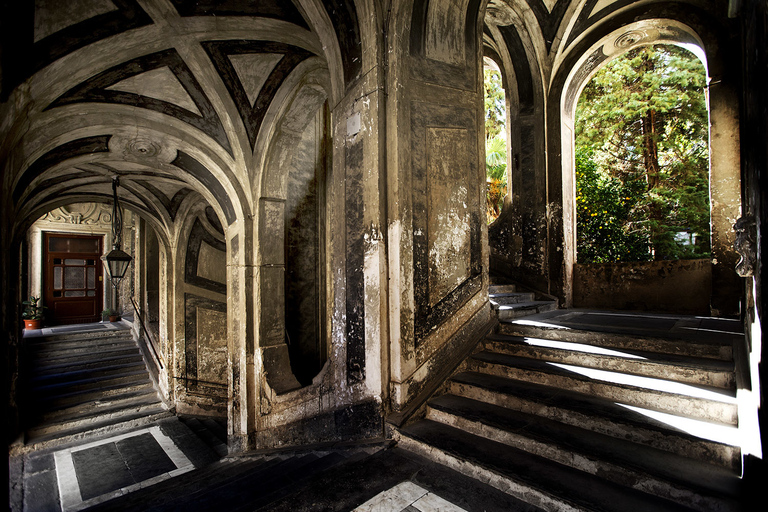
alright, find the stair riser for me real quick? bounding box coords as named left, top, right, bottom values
left=497, top=303, right=558, bottom=320
left=395, top=432, right=587, bottom=512
left=29, top=330, right=131, bottom=343
left=34, top=380, right=155, bottom=409
left=489, top=285, right=517, bottom=294
left=28, top=403, right=167, bottom=438
left=483, top=341, right=735, bottom=390
left=37, top=391, right=160, bottom=423
left=30, top=348, right=142, bottom=367
left=498, top=324, right=732, bottom=360
left=490, top=294, right=535, bottom=304
left=19, top=411, right=173, bottom=455
left=30, top=362, right=147, bottom=386
left=33, top=372, right=150, bottom=400
left=32, top=354, right=144, bottom=375
left=30, top=340, right=137, bottom=358
left=468, top=360, right=737, bottom=424
left=426, top=407, right=734, bottom=512
left=449, top=380, right=740, bottom=470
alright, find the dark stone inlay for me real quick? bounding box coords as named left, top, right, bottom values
left=46, top=49, right=232, bottom=155
left=172, top=151, right=237, bottom=225
left=345, top=139, right=365, bottom=384
left=498, top=24, right=535, bottom=115
left=71, top=433, right=175, bottom=501
left=321, top=0, right=363, bottom=88
left=136, top=181, right=193, bottom=222
left=185, top=218, right=227, bottom=295
left=202, top=40, right=313, bottom=149
left=1, top=0, right=152, bottom=99
left=525, top=0, right=570, bottom=52
left=169, top=0, right=308, bottom=29
left=12, top=135, right=111, bottom=204
left=205, top=205, right=224, bottom=235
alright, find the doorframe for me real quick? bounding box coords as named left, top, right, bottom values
left=42, top=231, right=105, bottom=325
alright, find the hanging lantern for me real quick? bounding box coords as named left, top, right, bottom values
left=102, top=176, right=132, bottom=287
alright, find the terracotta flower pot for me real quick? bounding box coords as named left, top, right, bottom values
left=109, top=315, right=120, bottom=322
left=24, top=319, right=42, bottom=330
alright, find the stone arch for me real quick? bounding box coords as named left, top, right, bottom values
left=550, top=13, right=741, bottom=314
left=257, top=64, right=331, bottom=395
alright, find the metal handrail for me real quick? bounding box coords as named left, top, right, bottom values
left=130, top=296, right=164, bottom=370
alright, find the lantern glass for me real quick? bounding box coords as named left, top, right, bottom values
left=102, top=248, right=132, bottom=284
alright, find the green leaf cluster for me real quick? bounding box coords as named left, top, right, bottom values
left=575, top=44, right=711, bottom=263
left=484, top=67, right=508, bottom=223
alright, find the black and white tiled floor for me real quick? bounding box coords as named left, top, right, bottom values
left=53, top=426, right=194, bottom=511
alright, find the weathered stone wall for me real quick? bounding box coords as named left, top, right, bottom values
left=573, top=259, right=712, bottom=315
left=176, top=208, right=228, bottom=416
left=387, top=0, right=491, bottom=415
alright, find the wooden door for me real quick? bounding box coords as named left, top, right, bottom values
left=44, top=233, right=103, bottom=325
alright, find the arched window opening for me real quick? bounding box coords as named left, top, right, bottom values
left=484, top=57, right=508, bottom=224
left=284, top=101, right=329, bottom=387
left=574, top=44, right=710, bottom=264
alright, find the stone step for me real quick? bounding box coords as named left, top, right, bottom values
left=496, top=301, right=559, bottom=320
left=31, top=352, right=145, bottom=376
left=29, top=368, right=151, bottom=398
left=498, top=320, right=733, bottom=360
left=489, top=292, right=536, bottom=305
left=483, top=333, right=735, bottom=390
left=29, top=346, right=142, bottom=367
left=28, top=337, right=137, bottom=359
left=468, top=351, right=738, bottom=424
left=397, top=419, right=702, bottom=512
left=425, top=394, right=740, bottom=511
left=489, top=284, right=517, bottom=294
left=36, top=387, right=160, bottom=424
left=33, top=378, right=155, bottom=411
left=27, top=397, right=167, bottom=439
left=27, top=326, right=132, bottom=343
left=449, top=371, right=740, bottom=470
left=29, top=360, right=148, bottom=386
left=22, top=407, right=173, bottom=454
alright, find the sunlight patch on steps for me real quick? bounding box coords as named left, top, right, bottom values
left=520, top=337, right=647, bottom=359
left=547, top=362, right=737, bottom=403
left=616, top=403, right=740, bottom=446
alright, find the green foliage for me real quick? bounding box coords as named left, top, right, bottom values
left=484, top=68, right=506, bottom=141
left=484, top=66, right=508, bottom=223
left=22, top=296, right=46, bottom=320
left=575, top=44, right=711, bottom=262
left=576, top=148, right=649, bottom=262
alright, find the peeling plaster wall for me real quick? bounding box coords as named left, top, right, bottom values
left=387, top=0, right=491, bottom=415
left=177, top=211, right=228, bottom=416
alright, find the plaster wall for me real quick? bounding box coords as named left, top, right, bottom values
left=573, top=259, right=712, bottom=314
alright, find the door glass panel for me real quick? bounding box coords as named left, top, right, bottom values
left=87, top=267, right=95, bottom=288
left=64, top=291, right=86, bottom=297
left=49, top=237, right=99, bottom=253
left=64, top=267, right=85, bottom=289
left=54, top=267, right=63, bottom=289
left=87, top=290, right=95, bottom=297
left=65, top=258, right=86, bottom=266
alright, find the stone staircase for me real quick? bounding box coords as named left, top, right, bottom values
left=396, top=311, right=744, bottom=511
left=20, top=326, right=171, bottom=452
left=489, top=283, right=558, bottom=320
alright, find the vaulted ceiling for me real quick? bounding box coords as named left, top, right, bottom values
left=0, top=0, right=359, bottom=239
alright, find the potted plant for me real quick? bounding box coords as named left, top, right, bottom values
left=102, top=309, right=120, bottom=322
left=22, top=296, right=46, bottom=330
